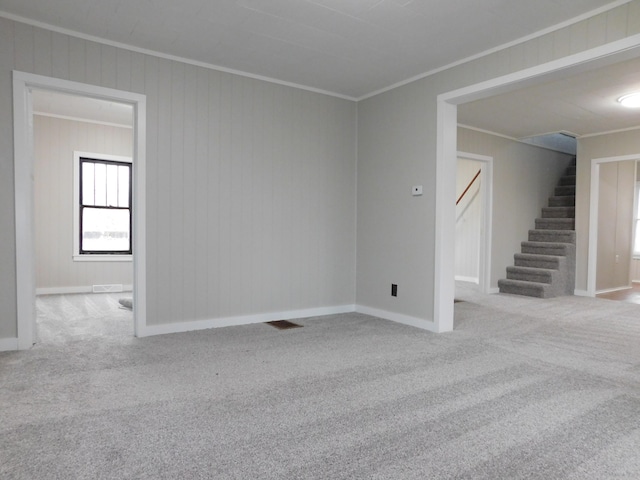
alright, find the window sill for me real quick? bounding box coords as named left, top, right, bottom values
left=73, top=255, right=132, bottom=262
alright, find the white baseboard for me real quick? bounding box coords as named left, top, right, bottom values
left=574, top=289, right=592, bottom=297
left=595, top=286, right=632, bottom=295
left=355, top=305, right=436, bottom=332
left=487, top=287, right=500, bottom=294
left=37, top=285, right=133, bottom=295
left=455, top=276, right=479, bottom=284
left=0, top=337, right=19, bottom=352
left=139, top=304, right=356, bottom=337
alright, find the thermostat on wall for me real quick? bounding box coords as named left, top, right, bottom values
left=412, top=185, right=423, bottom=196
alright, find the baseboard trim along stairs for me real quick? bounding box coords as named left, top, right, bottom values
left=498, top=160, right=576, bottom=298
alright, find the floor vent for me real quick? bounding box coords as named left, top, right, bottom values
left=454, top=299, right=464, bottom=303
left=266, top=320, right=302, bottom=330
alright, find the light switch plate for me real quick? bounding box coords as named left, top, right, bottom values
left=412, top=185, right=423, bottom=196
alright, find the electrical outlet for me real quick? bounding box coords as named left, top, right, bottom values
left=391, top=284, right=398, bottom=297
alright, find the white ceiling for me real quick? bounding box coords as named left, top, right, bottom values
left=0, top=0, right=623, bottom=99
left=458, top=55, right=640, bottom=139
left=32, top=90, right=133, bottom=128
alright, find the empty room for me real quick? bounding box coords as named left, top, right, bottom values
left=2, top=1, right=640, bottom=478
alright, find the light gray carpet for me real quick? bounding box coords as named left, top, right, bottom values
left=1, top=289, right=640, bottom=479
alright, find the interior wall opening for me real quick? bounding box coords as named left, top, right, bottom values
left=32, top=89, right=135, bottom=343
left=13, top=71, right=147, bottom=349
left=437, top=38, right=640, bottom=332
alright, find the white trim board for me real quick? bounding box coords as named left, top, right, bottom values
left=13, top=71, right=147, bottom=349
left=36, top=285, right=133, bottom=296
left=595, top=286, right=633, bottom=295
left=0, top=337, right=19, bottom=352
left=139, top=305, right=356, bottom=337
left=455, top=276, right=479, bottom=284
left=355, top=305, right=436, bottom=332
left=436, top=35, right=640, bottom=333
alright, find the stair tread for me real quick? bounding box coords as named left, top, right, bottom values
left=522, top=241, right=575, bottom=246
left=498, top=279, right=553, bottom=289
left=521, top=241, right=576, bottom=249
left=515, top=253, right=564, bottom=260
left=507, top=265, right=558, bottom=273
left=498, top=278, right=557, bottom=298
left=536, top=217, right=574, bottom=222
left=529, top=229, right=576, bottom=234
left=499, top=278, right=551, bottom=285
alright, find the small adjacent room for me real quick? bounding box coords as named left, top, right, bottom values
left=33, top=90, right=135, bottom=342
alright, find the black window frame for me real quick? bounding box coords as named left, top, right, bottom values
left=79, top=157, right=133, bottom=255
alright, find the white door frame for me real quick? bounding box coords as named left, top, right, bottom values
left=587, top=154, right=640, bottom=296
left=435, top=35, right=640, bottom=333
left=13, top=71, right=147, bottom=349
left=456, top=151, right=493, bottom=294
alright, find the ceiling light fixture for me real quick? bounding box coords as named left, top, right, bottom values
left=617, top=92, right=640, bottom=108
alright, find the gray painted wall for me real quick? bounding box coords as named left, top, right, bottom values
left=1, top=17, right=356, bottom=339
left=356, top=1, right=638, bottom=321
left=34, top=115, right=134, bottom=291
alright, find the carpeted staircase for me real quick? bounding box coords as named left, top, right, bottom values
left=498, top=160, right=576, bottom=298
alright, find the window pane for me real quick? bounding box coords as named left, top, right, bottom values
left=106, top=164, right=119, bottom=207
left=82, top=207, right=130, bottom=252
left=94, top=163, right=107, bottom=206
left=635, top=220, right=640, bottom=255
left=82, top=162, right=95, bottom=206
left=118, top=165, right=130, bottom=208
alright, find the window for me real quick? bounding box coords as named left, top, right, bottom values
left=74, top=152, right=132, bottom=260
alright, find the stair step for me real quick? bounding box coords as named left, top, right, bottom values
left=548, top=195, right=575, bottom=207
left=521, top=241, right=575, bottom=256
left=559, top=175, right=576, bottom=186
left=535, top=218, right=575, bottom=230
left=514, top=253, right=565, bottom=269
left=554, top=185, right=575, bottom=196
left=498, top=279, right=556, bottom=298
left=528, top=229, right=576, bottom=244
left=565, top=166, right=576, bottom=176
left=541, top=206, right=575, bottom=218
left=506, top=266, right=558, bottom=284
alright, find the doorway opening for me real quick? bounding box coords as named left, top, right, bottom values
left=13, top=72, right=147, bottom=349
left=436, top=37, right=640, bottom=333
left=32, top=89, right=136, bottom=343
left=588, top=155, right=640, bottom=297
left=455, top=152, right=493, bottom=296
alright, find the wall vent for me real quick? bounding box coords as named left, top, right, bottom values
left=92, top=284, right=124, bottom=293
